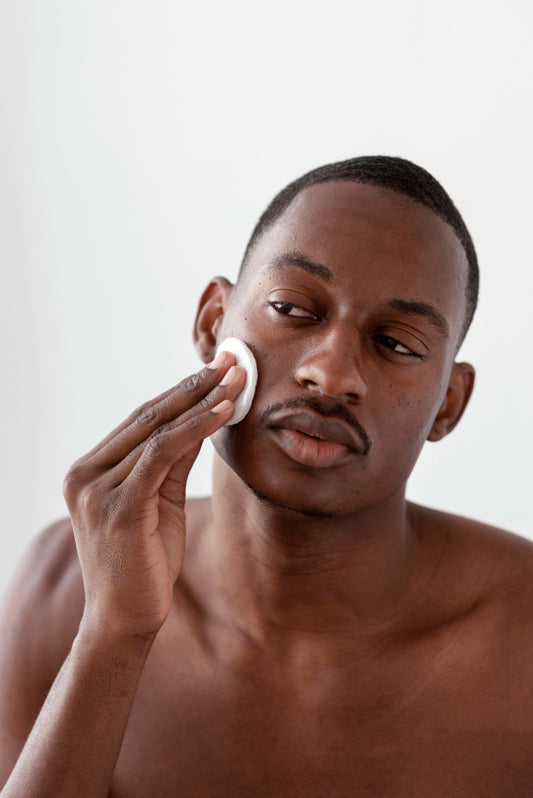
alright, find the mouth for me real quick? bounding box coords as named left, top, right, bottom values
left=266, top=409, right=368, bottom=469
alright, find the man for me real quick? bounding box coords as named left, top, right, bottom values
left=1, top=156, right=532, bottom=797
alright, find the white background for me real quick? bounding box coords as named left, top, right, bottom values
left=1, top=0, right=532, bottom=597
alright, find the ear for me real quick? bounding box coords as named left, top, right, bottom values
left=427, top=362, right=475, bottom=442
left=193, top=276, right=234, bottom=363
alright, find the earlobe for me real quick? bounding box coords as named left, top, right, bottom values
left=193, top=277, right=234, bottom=363
left=427, top=362, right=475, bottom=442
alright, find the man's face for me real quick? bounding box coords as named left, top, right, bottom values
left=211, top=180, right=469, bottom=517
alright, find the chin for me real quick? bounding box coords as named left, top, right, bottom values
left=211, top=420, right=414, bottom=520
left=242, top=480, right=337, bottom=519
left=211, top=425, right=371, bottom=519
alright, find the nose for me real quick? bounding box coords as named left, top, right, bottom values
left=294, top=329, right=368, bottom=402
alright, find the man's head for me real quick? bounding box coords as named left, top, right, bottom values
left=240, top=156, right=478, bottom=348
left=194, top=157, right=476, bottom=518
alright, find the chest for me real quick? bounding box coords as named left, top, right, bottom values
left=109, top=645, right=533, bottom=798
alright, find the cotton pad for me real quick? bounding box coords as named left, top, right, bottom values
left=215, top=337, right=258, bottom=425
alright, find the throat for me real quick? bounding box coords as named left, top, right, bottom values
left=205, top=463, right=430, bottom=644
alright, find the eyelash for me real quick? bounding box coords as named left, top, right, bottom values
left=268, top=301, right=423, bottom=359
left=268, top=301, right=319, bottom=320
left=372, top=334, right=422, bottom=359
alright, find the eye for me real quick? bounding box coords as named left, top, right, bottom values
left=268, top=301, right=319, bottom=320
left=373, top=334, right=423, bottom=359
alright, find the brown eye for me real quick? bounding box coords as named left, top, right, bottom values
left=269, top=301, right=318, bottom=320
left=374, top=334, right=422, bottom=358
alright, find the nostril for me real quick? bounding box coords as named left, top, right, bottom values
left=295, top=347, right=368, bottom=400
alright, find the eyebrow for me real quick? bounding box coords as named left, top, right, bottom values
left=268, top=252, right=334, bottom=282
left=386, top=298, right=449, bottom=338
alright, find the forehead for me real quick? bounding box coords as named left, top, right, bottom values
left=243, top=181, right=468, bottom=339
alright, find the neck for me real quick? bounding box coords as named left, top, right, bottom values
left=204, top=455, right=434, bottom=658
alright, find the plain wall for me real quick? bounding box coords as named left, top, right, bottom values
left=1, top=0, right=532, bottom=596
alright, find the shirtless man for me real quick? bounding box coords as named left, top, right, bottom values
left=1, top=156, right=532, bottom=797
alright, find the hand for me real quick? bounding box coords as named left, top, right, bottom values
left=62, top=352, right=245, bottom=641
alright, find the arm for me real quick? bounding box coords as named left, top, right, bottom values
left=0, top=352, right=245, bottom=798
left=2, top=620, right=152, bottom=798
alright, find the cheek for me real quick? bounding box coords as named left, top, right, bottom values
left=390, top=388, right=447, bottom=463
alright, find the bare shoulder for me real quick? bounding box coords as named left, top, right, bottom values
left=414, top=502, right=533, bottom=579
left=0, top=517, right=84, bottom=654
left=411, top=501, right=533, bottom=633
left=0, top=517, right=83, bottom=780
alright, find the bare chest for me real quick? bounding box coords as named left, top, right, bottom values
left=109, top=642, right=533, bottom=798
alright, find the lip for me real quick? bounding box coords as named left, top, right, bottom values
left=266, top=409, right=367, bottom=469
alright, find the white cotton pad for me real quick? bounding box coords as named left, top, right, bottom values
left=215, top=337, right=258, bottom=425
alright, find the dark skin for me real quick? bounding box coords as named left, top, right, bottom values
left=2, top=181, right=533, bottom=797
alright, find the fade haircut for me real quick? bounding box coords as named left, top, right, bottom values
left=239, top=155, right=479, bottom=347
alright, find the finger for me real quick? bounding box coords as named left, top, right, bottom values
left=158, top=442, right=202, bottom=509
left=105, top=364, right=246, bottom=487
left=122, top=398, right=235, bottom=498
left=79, top=352, right=237, bottom=473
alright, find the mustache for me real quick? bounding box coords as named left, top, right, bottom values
left=259, top=395, right=372, bottom=455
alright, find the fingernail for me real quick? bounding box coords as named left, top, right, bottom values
left=211, top=399, right=232, bottom=414
left=206, top=351, right=227, bottom=370
left=220, top=365, right=239, bottom=386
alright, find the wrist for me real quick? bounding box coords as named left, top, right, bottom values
left=76, top=610, right=158, bottom=663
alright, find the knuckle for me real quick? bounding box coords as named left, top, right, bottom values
left=148, top=420, right=172, bottom=442
left=62, top=459, right=86, bottom=497
left=62, top=461, right=108, bottom=521
left=65, top=481, right=100, bottom=524
left=197, top=392, right=217, bottom=412
left=135, top=402, right=159, bottom=426
left=78, top=485, right=95, bottom=516
left=184, top=413, right=201, bottom=431
left=180, top=371, right=203, bottom=395
left=146, top=432, right=167, bottom=456
left=61, top=472, right=74, bottom=499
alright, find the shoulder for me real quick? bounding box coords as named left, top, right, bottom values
left=2, top=515, right=82, bottom=604
left=421, top=503, right=533, bottom=573
left=410, top=503, right=533, bottom=704
left=0, top=516, right=83, bottom=688
left=411, top=501, right=533, bottom=641
left=0, top=517, right=84, bottom=779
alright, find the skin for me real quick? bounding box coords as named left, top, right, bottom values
left=1, top=181, right=533, bottom=797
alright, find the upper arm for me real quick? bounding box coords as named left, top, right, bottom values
left=0, top=518, right=84, bottom=786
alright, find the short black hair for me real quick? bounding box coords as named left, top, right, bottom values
left=239, top=155, right=479, bottom=347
